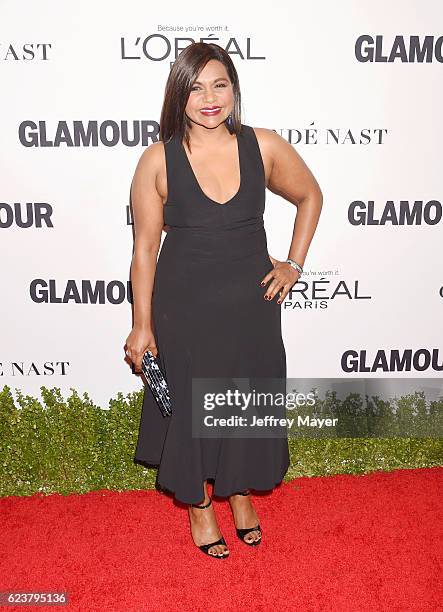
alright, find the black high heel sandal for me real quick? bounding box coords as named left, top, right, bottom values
left=233, top=490, right=262, bottom=546
left=190, top=496, right=229, bottom=559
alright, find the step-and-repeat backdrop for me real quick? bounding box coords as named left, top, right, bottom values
left=1, top=1, right=441, bottom=408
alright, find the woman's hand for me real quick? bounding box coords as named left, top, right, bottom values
left=124, top=326, right=158, bottom=373
left=268, top=253, right=278, bottom=267
left=261, top=257, right=300, bottom=304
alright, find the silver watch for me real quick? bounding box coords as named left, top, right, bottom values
left=286, top=259, right=303, bottom=274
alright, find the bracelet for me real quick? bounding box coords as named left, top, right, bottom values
left=286, top=259, right=303, bottom=275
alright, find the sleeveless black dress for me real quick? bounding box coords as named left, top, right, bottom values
left=134, top=123, right=290, bottom=505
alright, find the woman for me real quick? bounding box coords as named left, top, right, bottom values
left=125, top=42, right=322, bottom=559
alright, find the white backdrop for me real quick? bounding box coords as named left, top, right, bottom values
left=1, top=1, right=442, bottom=408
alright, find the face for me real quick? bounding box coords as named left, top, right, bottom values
left=185, top=59, right=234, bottom=128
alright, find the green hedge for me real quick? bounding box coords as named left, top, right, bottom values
left=0, top=385, right=441, bottom=497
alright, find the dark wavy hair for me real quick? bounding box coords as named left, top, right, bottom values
left=159, top=42, right=242, bottom=150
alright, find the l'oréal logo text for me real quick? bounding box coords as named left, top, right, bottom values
left=355, top=35, right=443, bottom=63
left=30, top=280, right=133, bottom=304
left=282, top=278, right=371, bottom=310
left=120, top=33, right=265, bottom=61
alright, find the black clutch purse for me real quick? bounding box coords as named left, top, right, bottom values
left=141, top=350, right=172, bottom=417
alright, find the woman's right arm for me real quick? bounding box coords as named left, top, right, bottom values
left=125, top=143, right=165, bottom=372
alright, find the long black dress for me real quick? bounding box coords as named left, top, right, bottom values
left=134, top=123, right=290, bottom=505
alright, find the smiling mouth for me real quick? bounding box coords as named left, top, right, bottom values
left=200, top=107, right=222, bottom=114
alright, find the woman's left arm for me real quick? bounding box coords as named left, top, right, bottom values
left=259, top=129, right=323, bottom=303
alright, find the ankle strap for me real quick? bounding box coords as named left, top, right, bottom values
left=191, top=496, right=212, bottom=509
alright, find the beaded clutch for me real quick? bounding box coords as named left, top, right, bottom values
left=141, top=350, right=172, bottom=417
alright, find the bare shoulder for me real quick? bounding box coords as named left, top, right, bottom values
left=134, top=140, right=165, bottom=176
left=251, top=127, right=294, bottom=160
left=250, top=126, right=279, bottom=143
left=132, top=140, right=167, bottom=201
left=249, top=127, right=283, bottom=185
left=250, top=126, right=322, bottom=203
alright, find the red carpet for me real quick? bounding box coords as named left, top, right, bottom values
left=1, top=467, right=441, bottom=611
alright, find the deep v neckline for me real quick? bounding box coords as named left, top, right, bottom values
left=180, top=129, right=243, bottom=206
